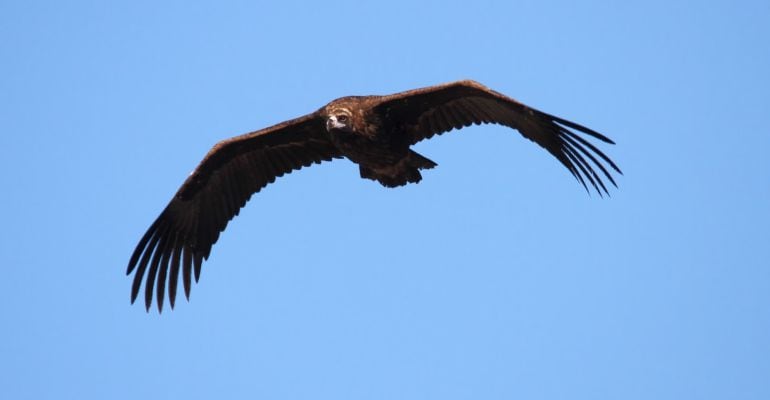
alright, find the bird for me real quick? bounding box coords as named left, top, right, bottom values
left=127, top=80, right=622, bottom=312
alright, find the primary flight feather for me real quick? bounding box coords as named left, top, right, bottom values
left=127, top=80, right=622, bottom=312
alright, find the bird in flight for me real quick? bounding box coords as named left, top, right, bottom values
left=127, top=80, right=622, bottom=312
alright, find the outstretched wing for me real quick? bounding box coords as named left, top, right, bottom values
left=127, top=112, right=342, bottom=312
left=373, top=80, right=622, bottom=195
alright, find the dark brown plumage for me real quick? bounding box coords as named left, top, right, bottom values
left=127, top=80, right=622, bottom=312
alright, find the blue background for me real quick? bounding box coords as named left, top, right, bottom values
left=2, top=1, right=769, bottom=399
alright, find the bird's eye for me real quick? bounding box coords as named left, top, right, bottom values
left=337, top=115, right=348, bottom=122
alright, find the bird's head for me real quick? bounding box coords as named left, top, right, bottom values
left=326, top=108, right=353, bottom=132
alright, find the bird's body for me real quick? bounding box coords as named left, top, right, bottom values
left=127, top=80, right=622, bottom=312
left=325, top=97, right=402, bottom=167
left=323, top=96, right=435, bottom=187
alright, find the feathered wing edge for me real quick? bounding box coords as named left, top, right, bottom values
left=526, top=109, right=623, bottom=197
left=126, top=114, right=342, bottom=312
left=374, top=80, right=622, bottom=196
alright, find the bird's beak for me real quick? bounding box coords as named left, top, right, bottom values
left=326, top=117, right=335, bottom=131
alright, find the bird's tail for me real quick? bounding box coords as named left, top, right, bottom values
left=407, top=150, right=438, bottom=171
left=360, top=150, right=437, bottom=188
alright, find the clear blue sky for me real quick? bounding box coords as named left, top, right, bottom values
left=1, top=1, right=768, bottom=399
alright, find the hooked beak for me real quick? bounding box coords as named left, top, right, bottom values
left=326, top=116, right=344, bottom=131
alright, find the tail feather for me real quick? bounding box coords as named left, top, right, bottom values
left=408, top=151, right=437, bottom=170
left=360, top=150, right=437, bottom=187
